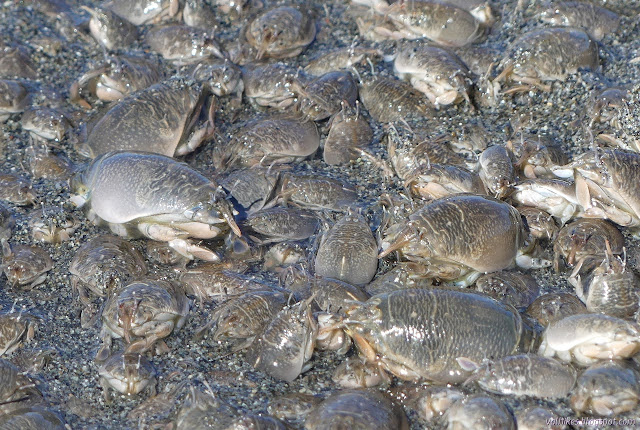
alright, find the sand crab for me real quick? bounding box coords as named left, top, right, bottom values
left=246, top=296, right=317, bottom=382
left=337, top=288, right=532, bottom=384
left=494, top=27, right=599, bottom=94
left=295, top=71, right=358, bottom=121
left=70, top=151, right=240, bottom=261
left=539, top=1, right=620, bottom=42
left=553, top=218, right=624, bottom=273
left=244, top=6, right=316, bottom=60
left=79, top=79, right=214, bottom=158
left=314, top=211, right=378, bottom=286
left=570, top=360, right=639, bottom=416
left=28, top=205, right=79, bottom=243
left=1, top=240, right=52, bottom=288
left=379, top=0, right=485, bottom=47
left=0, top=79, right=29, bottom=122
left=103, top=0, right=179, bottom=26
left=70, top=53, right=163, bottom=107
left=539, top=313, right=640, bottom=365
left=554, top=149, right=640, bottom=231
left=214, top=117, right=319, bottom=171
left=145, top=25, right=226, bottom=65
left=393, top=43, right=473, bottom=108
left=380, top=194, right=527, bottom=285
left=82, top=5, right=138, bottom=50
left=99, top=279, right=189, bottom=358
left=98, top=351, right=157, bottom=402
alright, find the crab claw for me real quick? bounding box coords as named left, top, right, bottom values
left=118, top=300, right=139, bottom=344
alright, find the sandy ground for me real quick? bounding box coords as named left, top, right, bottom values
left=2, top=0, right=640, bottom=428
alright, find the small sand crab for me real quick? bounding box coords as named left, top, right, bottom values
left=191, top=58, right=243, bottom=99
left=393, top=43, right=473, bottom=108
left=444, top=395, right=515, bottom=430
left=214, top=117, right=319, bottom=171
left=380, top=194, right=527, bottom=285
left=526, top=292, right=588, bottom=327
left=0, top=311, right=38, bottom=356
left=194, top=290, right=286, bottom=351
left=554, top=149, right=640, bottom=230
left=507, top=133, right=568, bottom=179
left=243, top=207, right=319, bottom=243
left=339, top=289, right=532, bottom=384
left=0, top=173, right=36, bottom=206
left=28, top=205, right=79, bottom=243
left=100, top=279, right=189, bottom=358
left=1, top=240, right=52, bottom=288
left=20, top=107, right=71, bottom=142
left=0, top=202, right=14, bottom=241
left=494, top=27, right=599, bottom=93
left=305, top=46, right=382, bottom=76
left=381, top=0, right=485, bottom=47
left=69, top=234, right=147, bottom=309
left=475, top=270, right=539, bottom=310
left=70, top=151, right=240, bottom=261
left=553, top=218, right=624, bottom=272
left=539, top=313, right=640, bottom=365
left=244, top=6, right=316, bottom=60
left=478, top=145, right=515, bottom=198
left=587, top=87, right=628, bottom=129
left=241, top=63, right=306, bottom=110
left=304, top=389, right=408, bottom=429
left=98, top=351, right=157, bottom=402
left=463, top=354, right=576, bottom=399
left=70, top=53, right=163, bottom=106
left=278, top=173, right=359, bottom=211
left=82, top=5, right=138, bottom=50
left=570, top=245, right=639, bottom=319
left=570, top=360, right=639, bottom=416
left=511, top=178, right=582, bottom=225
left=359, top=75, right=434, bottom=122
left=314, top=211, right=378, bottom=286
left=145, top=25, right=226, bottom=65
left=246, top=296, right=317, bottom=382
left=79, top=80, right=213, bottom=158
left=295, top=71, right=358, bottom=121
left=103, top=0, right=179, bottom=26
left=0, top=79, right=29, bottom=122
left=324, top=101, right=373, bottom=165
left=539, top=2, right=620, bottom=42
left=175, top=385, right=238, bottom=429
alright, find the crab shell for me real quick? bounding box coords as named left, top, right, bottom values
left=70, top=151, right=239, bottom=261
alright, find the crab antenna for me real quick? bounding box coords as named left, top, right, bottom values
left=587, top=127, right=600, bottom=167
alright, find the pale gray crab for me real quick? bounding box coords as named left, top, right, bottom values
left=70, top=151, right=240, bottom=261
